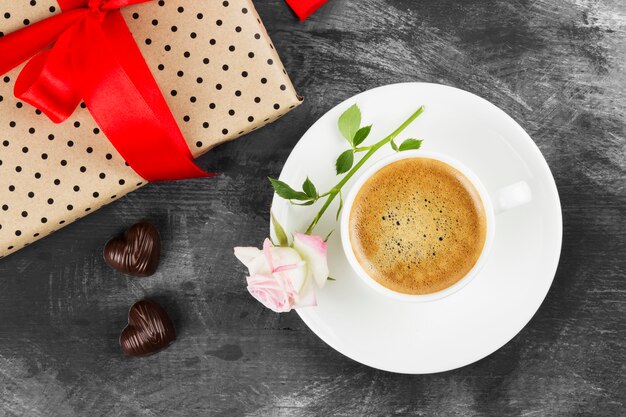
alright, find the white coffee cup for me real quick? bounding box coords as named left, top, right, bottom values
left=340, top=150, right=532, bottom=302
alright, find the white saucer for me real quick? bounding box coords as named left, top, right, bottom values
left=271, top=83, right=562, bottom=374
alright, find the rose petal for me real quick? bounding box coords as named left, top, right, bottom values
left=273, top=262, right=300, bottom=273
left=293, top=233, right=329, bottom=288
left=262, top=238, right=275, bottom=272
left=246, top=274, right=292, bottom=313
left=293, top=275, right=318, bottom=309
left=234, top=247, right=262, bottom=271
left=235, top=242, right=303, bottom=278
left=271, top=247, right=306, bottom=291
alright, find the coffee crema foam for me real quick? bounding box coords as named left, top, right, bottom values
left=349, top=158, right=487, bottom=295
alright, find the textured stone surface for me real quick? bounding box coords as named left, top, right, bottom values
left=0, top=0, right=624, bottom=415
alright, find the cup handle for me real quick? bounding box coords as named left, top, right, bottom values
left=491, top=181, right=532, bottom=215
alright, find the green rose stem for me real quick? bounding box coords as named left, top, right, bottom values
left=304, top=106, right=425, bottom=234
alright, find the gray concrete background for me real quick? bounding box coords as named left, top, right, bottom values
left=1, top=0, right=625, bottom=415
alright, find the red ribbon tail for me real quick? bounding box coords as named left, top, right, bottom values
left=285, top=0, right=329, bottom=21
left=72, top=13, right=208, bottom=181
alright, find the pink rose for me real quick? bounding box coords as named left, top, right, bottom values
left=234, top=235, right=329, bottom=313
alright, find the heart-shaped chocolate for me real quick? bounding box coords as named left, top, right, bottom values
left=104, top=223, right=161, bottom=277
left=120, top=300, right=176, bottom=356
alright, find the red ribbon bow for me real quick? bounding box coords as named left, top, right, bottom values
left=0, top=0, right=209, bottom=181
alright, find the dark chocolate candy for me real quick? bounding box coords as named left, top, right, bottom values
left=104, top=222, right=161, bottom=277
left=120, top=299, right=176, bottom=356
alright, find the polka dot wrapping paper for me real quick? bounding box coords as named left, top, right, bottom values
left=0, top=0, right=302, bottom=259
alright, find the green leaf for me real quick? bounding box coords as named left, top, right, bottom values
left=324, top=229, right=334, bottom=242
left=268, top=177, right=310, bottom=201
left=338, top=104, right=361, bottom=145
left=302, top=177, right=318, bottom=199
left=390, top=139, right=398, bottom=152
left=327, top=277, right=336, bottom=281
left=336, top=191, right=344, bottom=221
left=335, top=150, right=354, bottom=175
left=352, top=125, right=372, bottom=147
left=271, top=212, right=289, bottom=247
left=292, top=200, right=316, bottom=206
left=398, top=138, right=423, bottom=151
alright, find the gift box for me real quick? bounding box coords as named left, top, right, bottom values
left=0, top=0, right=302, bottom=258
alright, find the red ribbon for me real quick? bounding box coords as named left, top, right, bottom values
left=285, top=0, right=329, bottom=21
left=0, top=0, right=210, bottom=181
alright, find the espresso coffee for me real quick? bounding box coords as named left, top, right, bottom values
left=349, top=158, right=487, bottom=295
